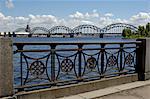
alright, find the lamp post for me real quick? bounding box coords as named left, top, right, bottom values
left=25, top=25, right=32, bottom=37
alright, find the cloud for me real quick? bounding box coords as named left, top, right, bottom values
left=29, top=14, right=58, bottom=25
left=69, top=10, right=99, bottom=20
left=81, top=20, right=94, bottom=24
left=129, top=12, right=150, bottom=26
left=104, top=13, right=114, bottom=17
left=0, top=12, right=5, bottom=18
left=98, top=17, right=127, bottom=27
left=5, top=0, right=14, bottom=9
left=69, top=11, right=84, bottom=19
left=0, top=11, right=149, bottom=32
left=130, top=12, right=150, bottom=21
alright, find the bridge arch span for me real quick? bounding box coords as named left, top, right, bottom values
left=73, top=24, right=100, bottom=33
left=102, top=23, right=138, bottom=33
left=30, top=27, right=50, bottom=34
left=13, top=28, right=27, bottom=33
left=49, top=26, right=73, bottom=34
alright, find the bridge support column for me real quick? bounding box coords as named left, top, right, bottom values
left=8, top=32, right=11, bottom=37
left=69, top=33, right=74, bottom=38
left=4, top=32, right=6, bottom=37
left=13, top=32, right=16, bottom=37
left=47, top=34, right=51, bottom=37
left=0, top=38, right=13, bottom=97
left=28, top=34, right=32, bottom=37
left=136, top=38, right=150, bottom=80
left=99, top=33, right=104, bottom=38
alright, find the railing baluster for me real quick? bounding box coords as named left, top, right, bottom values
left=51, top=45, right=56, bottom=83
left=120, top=44, right=124, bottom=72
left=16, top=44, right=24, bottom=91
left=101, top=44, right=105, bottom=76
left=20, top=52, right=23, bottom=85
left=78, top=44, right=83, bottom=80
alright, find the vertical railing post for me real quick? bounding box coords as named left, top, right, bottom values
left=119, top=44, right=124, bottom=72
left=78, top=44, right=83, bottom=80
left=136, top=39, right=146, bottom=80
left=16, top=44, right=24, bottom=91
left=51, top=45, right=56, bottom=83
left=101, top=44, right=105, bottom=76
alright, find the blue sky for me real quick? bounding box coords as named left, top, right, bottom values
left=1, top=0, right=149, bottom=19
left=0, top=0, right=150, bottom=32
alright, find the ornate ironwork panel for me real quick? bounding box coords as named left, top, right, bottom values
left=18, top=52, right=51, bottom=85
left=13, top=41, right=140, bottom=91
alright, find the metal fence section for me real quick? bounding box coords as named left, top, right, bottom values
left=13, top=41, right=141, bottom=91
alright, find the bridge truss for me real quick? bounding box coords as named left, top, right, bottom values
left=13, top=23, right=138, bottom=37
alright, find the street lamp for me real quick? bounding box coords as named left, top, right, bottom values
left=25, top=24, right=31, bottom=32
left=25, top=24, right=32, bottom=37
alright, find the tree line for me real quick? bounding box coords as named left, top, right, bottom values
left=122, top=23, right=150, bottom=38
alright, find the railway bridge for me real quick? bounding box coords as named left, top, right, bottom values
left=3, top=23, right=138, bottom=38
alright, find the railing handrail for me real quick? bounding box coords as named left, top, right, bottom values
left=13, top=41, right=141, bottom=45
left=14, top=47, right=138, bottom=53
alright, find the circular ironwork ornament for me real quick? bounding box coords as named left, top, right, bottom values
left=125, top=53, right=134, bottom=65
left=29, top=61, right=45, bottom=77
left=87, top=57, right=97, bottom=70
left=107, top=55, right=117, bottom=67
left=61, top=58, right=74, bottom=73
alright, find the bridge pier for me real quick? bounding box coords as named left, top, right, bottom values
left=99, top=33, right=104, bottom=38
left=13, top=32, right=16, bottom=37
left=69, top=33, right=74, bottom=38
left=47, top=34, right=51, bottom=37
left=3, top=32, right=6, bottom=37
left=28, top=34, right=32, bottom=37
left=8, top=32, right=12, bottom=37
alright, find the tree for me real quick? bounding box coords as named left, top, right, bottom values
left=122, top=22, right=150, bottom=38
left=138, top=26, right=146, bottom=36
left=122, top=28, right=132, bottom=37
left=146, top=23, right=150, bottom=36
left=146, top=23, right=150, bottom=32
left=122, top=29, right=127, bottom=37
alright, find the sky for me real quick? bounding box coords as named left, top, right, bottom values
left=0, top=0, right=150, bottom=32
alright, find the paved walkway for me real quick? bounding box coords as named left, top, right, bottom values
left=98, top=85, right=150, bottom=99
left=59, top=80, right=150, bottom=99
